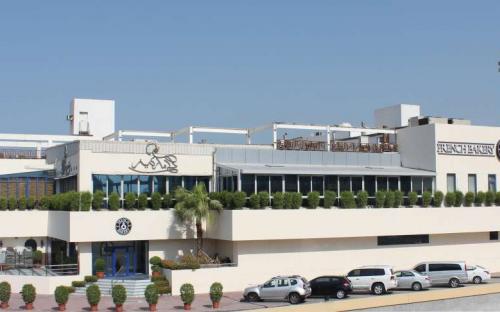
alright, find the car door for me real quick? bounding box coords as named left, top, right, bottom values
left=276, top=278, right=291, bottom=299
left=347, top=269, right=362, bottom=290
left=260, top=279, right=280, bottom=299
left=311, top=277, right=328, bottom=296
left=398, top=271, right=414, bottom=289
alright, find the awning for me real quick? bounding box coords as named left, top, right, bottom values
left=217, top=163, right=435, bottom=176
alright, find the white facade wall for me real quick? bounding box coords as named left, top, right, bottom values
left=374, top=104, right=420, bottom=128
left=0, top=159, right=53, bottom=175
left=70, top=98, right=115, bottom=139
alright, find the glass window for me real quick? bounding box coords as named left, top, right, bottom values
left=263, top=280, right=277, bottom=288
left=352, top=177, right=362, bottom=193
left=339, top=176, right=350, bottom=193
left=325, top=175, right=338, bottom=192
left=278, top=279, right=289, bottom=287
left=347, top=269, right=361, bottom=277
left=412, top=177, right=423, bottom=195
left=197, top=176, right=210, bottom=193
left=257, top=176, right=269, bottom=193
left=488, top=175, right=497, bottom=192
left=423, top=177, right=433, bottom=193
left=401, top=176, right=411, bottom=195
left=388, top=177, right=398, bottom=191
left=312, top=176, right=323, bottom=195
left=184, top=176, right=197, bottom=190
left=241, top=174, right=255, bottom=195
left=490, top=231, right=498, bottom=241
left=108, top=175, right=122, bottom=197
left=270, top=176, right=283, bottom=194
left=153, top=176, right=166, bottom=194
left=139, top=176, right=152, bottom=196
left=299, top=176, right=311, bottom=195
left=377, top=177, right=388, bottom=192
left=364, top=176, right=376, bottom=196
left=414, top=264, right=425, bottom=273
left=377, top=235, right=429, bottom=246
left=168, top=176, right=182, bottom=193
left=92, top=175, right=107, bottom=194
left=285, top=175, right=298, bottom=192
left=447, top=174, right=456, bottom=193
left=468, top=174, right=477, bottom=194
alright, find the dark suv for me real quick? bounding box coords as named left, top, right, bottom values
left=309, top=276, right=352, bottom=299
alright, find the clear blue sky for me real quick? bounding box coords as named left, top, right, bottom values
left=0, top=1, right=499, bottom=138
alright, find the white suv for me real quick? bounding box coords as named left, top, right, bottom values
left=347, top=265, right=398, bottom=295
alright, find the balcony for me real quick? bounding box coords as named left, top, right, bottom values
left=0, top=149, right=45, bottom=160
left=277, top=139, right=398, bottom=153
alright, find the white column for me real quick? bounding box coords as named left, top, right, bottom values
left=326, top=126, right=331, bottom=151
left=272, top=124, right=278, bottom=149
left=189, top=127, right=194, bottom=144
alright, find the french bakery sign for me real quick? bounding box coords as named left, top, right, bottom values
left=436, top=141, right=496, bottom=157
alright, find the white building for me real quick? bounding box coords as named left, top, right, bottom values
left=0, top=99, right=499, bottom=295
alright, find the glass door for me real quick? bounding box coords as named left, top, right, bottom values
left=112, top=247, right=135, bottom=276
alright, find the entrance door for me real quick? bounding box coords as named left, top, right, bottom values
left=111, top=247, right=134, bottom=277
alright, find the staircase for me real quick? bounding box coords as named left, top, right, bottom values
left=74, top=278, right=152, bottom=297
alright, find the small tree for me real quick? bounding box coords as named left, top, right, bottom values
left=124, top=192, right=136, bottom=210
left=21, top=284, right=36, bottom=309
left=258, top=192, right=269, bottom=208
left=375, top=191, right=385, bottom=208
left=151, top=192, right=162, bottom=210
left=394, top=191, right=403, bottom=208
left=180, top=283, right=195, bottom=306
left=8, top=197, right=17, bottom=210
left=384, top=191, right=395, bottom=208
left=92, top=191, right=105, bottom=210
left=408, top=192, right=418, bottom=207
left=464, top=192, right=474, bottom=207
left=138, top=193, right=148, bottom=210
left=86, top=284, right=101, bottom=309
left=422, top=191, right=432, bottom=208
left=323, top=191, right=336, bottom=208
left=475, top=191, right=485, bottom=207
left=445, top=192, right=456, bottom=207
left=112, top=284, right=127, bottom=309
left=307, top=192, right=320, bottom=209
left=108, top=192, right=120, bottom=210
left=356, top=191, right=368, bottom=208
left=210, top=282, right=223, bottom=308
left=81, top=192, right=92, bottom=211
left=18, top=197, right=27, bottom=210
left=39, top=196, right=51, bottom=210
left=231, top=192, right=246, bottom=209
left=454, top=191, right=464, bottom=207
left=144, top=284, right=159, bottom=306
left=0, top=197, right=7, bottom=210
left=340, top=191, right=355, bottom=208
left=0, top=281, right=11, bottom=308
left=54, top=285, right=69, bottom=308
left=248, top=194, right=260, bottom=209
left=272, top=192, right=284, bottom=209
left=485, top=191, right=495, bottom=207
left=290, top=193, right=302, bottom=209
left=433, top=191, right=444, bottom=207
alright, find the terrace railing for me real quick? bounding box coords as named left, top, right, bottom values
left=0, top=149, right=46, bottom=159
left=277, top=139, right=398, bottom=153
left=0, top=263, right=79, bottom=276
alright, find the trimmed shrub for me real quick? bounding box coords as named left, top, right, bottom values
left=307, top=191, right=320, bottom=209
left=0, top=281, right=11, bottom=304
left=433, top=191, right=444, bottom=207
left=210, top=282, right=223, bottom=303
left=144, top=284, right=159, bottom=305
left=151, top=192, right=162, bottom=210
left=485, top=191, right=495, bottom=207
left=0, top=197, right=7, bottom=210
left=92, top=191, right=105, bottom=210
left=231, top=192, right=246, bottom=209
left=39, top=196, right=50, bottom=210
left=54, top=285, right=69, bottom=305
left=258, top=192, right=269, bottom=208
left=422, top=191, right=432, bottom=208
left=137, top=193, right=148, bottom=210
left=375, top=191, right=385, bottom=208
left=163, top=193, right=173, bottom=209
left=394, top=191, right=403, bottom=208
left=149, top=256, right=162, bottom=267
left=290, top=192, right=302, bottom=209
left=68, top=192, right=80, bottom=211
left=108, top=192, right=120, bottom=210
left=454, top=191, right=464, bottom=207
left=72, top=281, right=86, bottom=288
left=384, top=191, right=395, bottom=208
left=21, top=284, right=36, bottom=305
left=323, top=191, right=336, bottom=208
left=95, top=258, right=106, bottom=272
left=80, top=192, right=92, bottom=211
left=180, top=283, right=195, bottom=305
left=84, top=275, right=98, bottom=283
left=340, top=191, right=355, bottom=208
left=33, top=250, right=43, bottom=264
left=27, top=197, right=36, bottom=210
left=8, top=197, right=17, bottom=210
left=445, top=192, right=456, bottom=207
left=248, top=194, right=260, bottom=209
left=65, top=286, right=75, bottom=294
left=464, top=192, right=474, bottom=207
left=272, top=192, right=284, bottom=209
left=112, top=284, right=127, bottom=306
left=356, top=191, right=368, bottom=208
left=154, top=279, right=171, bottom=295
left=408, top=192, right=418, bottom=207
left=86, top=284, right=101, bottom=306
left=496, top=192, right=500, bottom=206
left=18, top=197, right=27, bottom=210
left=475, top=191, right=485, bottom=207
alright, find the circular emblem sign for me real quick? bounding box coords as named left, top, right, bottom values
left=115, top=218, right=132, bottom=235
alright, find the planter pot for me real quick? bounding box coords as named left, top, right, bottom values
left=115, top=304, right=123, bottom=312
left=25, top=303, right=34, bottom=310
left=96, top=271, right=105, bottom=279
left=90, top=304, right=98, bottom=311
left=184, top=303, right=191, bottom=310
left=148, top=303, right=157, bottom=311
left=58, top=303, right=66, bottom=311
left=212, top=301, right=220, bottom=309
left=152, top=271, right=161, bottom=278
left=0, top=302, right=9, bottom=309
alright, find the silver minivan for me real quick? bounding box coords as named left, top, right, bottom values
left=413, top=261, right=468, bottom=288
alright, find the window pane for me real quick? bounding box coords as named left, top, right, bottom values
left=109, top=175, right=123, bottom=197
left=241, top=174, right=255, bottom=195
left=489, top=175, right=497, bottom=192
left=468, top=174, right=477, bottom=194
left=184, top=176, right=196, bottom=190
left=388, top=177, right=398, bottom=191
left=325, top=175, right=338, bottom=192
left=270, top=176, right=283, bottom=193
left=92, top=175, right=107, bottom=194
left=197, top=176, right=210, bottom=192
left=299, top=176, right=311, bottom=195
left=168, top=176, right=182, bottom=193
left=412, top=177, right=423, bottom=195
left=153, top=176, right=166, bottom=194
left=139, top=176, right=152, bottom=196
left=401, top=176, right=411, bottom=195
left=364, top=176, right=376, bottom=196
left=285, top=175, right=298, bottom=192
left=447, top=174, right=456, bottom=192
left=423, top=177, right=433, bottom=193
left=377, top=177, right=388, bottom=192
left=312, top=176, right=323, bottom=194
left=339, top=176, right=350, bottom=192
left=352, top=177, right=362, bottom=193
left=257, top=176, right=269, bottom=193
left=377, top=235, right=429, bottom=246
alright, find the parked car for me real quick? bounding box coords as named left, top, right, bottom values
left=347, top=265, right=397, bottom=295
left=243, top=275, right=311, bottom=304
left=309, top=276, right=352, bottom=299
left=413, top=261, right=468, bottom=288
left=466, top=265, right=491, bottom=284
left=394, top=270, right=431, bottom=291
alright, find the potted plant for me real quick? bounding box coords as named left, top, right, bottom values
left=95, top=258, right=106, bottom=279
left=33, top=250, right=43, bottom=268
left=0, top=281, right=11, bottom=309
left=180, top=283, right=195, bottom=310
left=149, top=256, right=162, bottom=278
left=209, top=282, right=223, bottom=309
left=144, top=284, right=159, bottom=311
left=112, top=284, right=127, bottom=312
left=21, top=284, right=36, bottom=310
left=54, top=285, right=69, bottom=311
left=86, top=284, right=101, bottom=311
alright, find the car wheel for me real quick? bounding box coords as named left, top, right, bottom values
left=247, top=292, right=260, bottom=302
left=473, top=276, right=482, bottom=284
left=412, top=282, right=422, bottom=291
left=288, top=292, right=301, bottom=304
left=449, top=278, right=460, bottom=288
left=336, top=290, right=346, bottom=299
left=372, top=283, right=385, bottom=295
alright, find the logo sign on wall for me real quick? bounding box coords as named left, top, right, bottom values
left=436, top=141, right=495, bottom=157
left=115, top=218, right=132, bottom=235
left=129, top=143, right=178, bottom=174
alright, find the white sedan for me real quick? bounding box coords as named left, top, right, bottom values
left=466, top=265, right=491, bottom=284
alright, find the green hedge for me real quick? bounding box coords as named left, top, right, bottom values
left=422, top=191, right=432, bottom=208
left=434, top=191, right=444, bottom=207
left=394, top=191, right=403, bottom=208
left=408, top=192, right=418, bottom=207
left=464, top=192, right=474, bottom=207
left=340, top=191, right=355, bottom=208
left=444, top=192, right=456, bottom=207
left=454, top=191, right=464, bottom=207
left=151, top=192, right=162, bottom=210
left=323, top=191, right=336, bottom=208
left=384, top=191, right=395, bottom=208
left=258, top=192, right=269, bottom=208
left=249, top=194, right=260, bottom=209
left=307, top=192, right=320, bottom=209
left=356, top=191, right=368, bottom=208
left=272, top=192, right=284, bottom=209
left=485, top=191, right=495, bottom=207
left=375, top=191, right=385, bottom=208
left=475, top=191, right=485, bottom=207
left=231, top=192, right=246, bottom=209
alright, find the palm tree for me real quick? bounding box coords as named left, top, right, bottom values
left=174, top=184, right=222, bottom=253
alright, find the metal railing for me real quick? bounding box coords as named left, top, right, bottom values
left=199, top=263, right=237, bottom=269
left=0, top=263, right=79, bottom=276
left=277, top=139, right=398, bottom=153
left=0, top=149, right=46, bottom=159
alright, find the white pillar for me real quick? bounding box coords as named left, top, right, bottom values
left=326, top=126, right=331, bottom=151
left=189, top=127, right=194, bottom=144
left=272, top=124, right=278, bottom=149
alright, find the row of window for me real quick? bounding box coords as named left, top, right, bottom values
left=378, top=232, right=500, bottom=246
left=92, top=175, right=211, bottom=198
left=447, top=174, right=497, bottom=193
left=222, top=174, right=434, bottom=196
left=0, top=177, right=54, bottom=199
